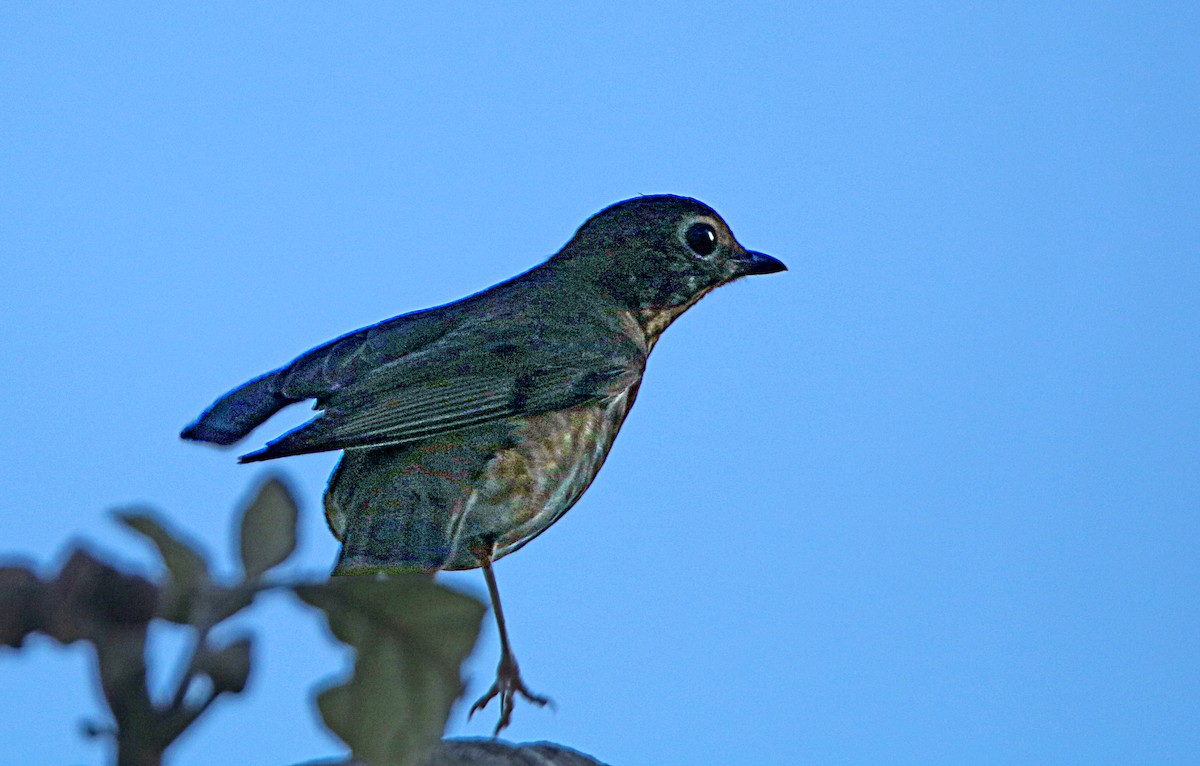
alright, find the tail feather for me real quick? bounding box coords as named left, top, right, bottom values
left=181, top=369, right=297, bottom=446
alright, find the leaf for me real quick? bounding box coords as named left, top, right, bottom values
left=205, top=584, right=258, bottom=625
left=196, top=636, right=253, bottom=695
left=0, top=564, right=44, bottom=648
left=43, top=549, right=158, bottom=644
left=239, top=477, right=299, bottom=580
left=295, top=575, right=485, bottom=766
left=116, top=511, right=210, bottom=587
left=116, top=510, right=210, bottom=623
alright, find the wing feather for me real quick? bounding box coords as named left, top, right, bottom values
left=238, top=282, right=648, bottom=462
left=239, top=357, right=639, bottom=462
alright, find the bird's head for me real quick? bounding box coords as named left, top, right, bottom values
left=552, top=194, right=786, bottom=337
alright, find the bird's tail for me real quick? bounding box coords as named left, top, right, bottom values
left=181, top=369, right=297, bottom=446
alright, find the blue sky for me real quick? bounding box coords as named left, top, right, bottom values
left=2, top=3, right=1197, bottom=764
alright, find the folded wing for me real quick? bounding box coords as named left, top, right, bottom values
left=240, top=329, right=642, bottom=462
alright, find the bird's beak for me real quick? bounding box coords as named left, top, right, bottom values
left=735, top=250, right=787, bottom=277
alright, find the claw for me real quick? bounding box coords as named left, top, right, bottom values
left=468, top=653, right=551, bottom=736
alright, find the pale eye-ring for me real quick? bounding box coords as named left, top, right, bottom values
left=684, top=222, right=718, bottom=256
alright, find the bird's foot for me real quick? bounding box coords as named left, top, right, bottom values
left=468, top=652, right=552, bottom=736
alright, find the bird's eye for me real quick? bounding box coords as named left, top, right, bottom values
left=684, top=222, right=718, bottom=256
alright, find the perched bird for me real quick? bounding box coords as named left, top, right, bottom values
left=182, top=194, right=785, bottom=733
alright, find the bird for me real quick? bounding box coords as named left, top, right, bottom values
left=181, top=194, right=786, bottom=733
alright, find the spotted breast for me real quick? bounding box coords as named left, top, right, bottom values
left=325, top=382, right=639, bottom=574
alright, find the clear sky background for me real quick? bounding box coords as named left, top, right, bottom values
left=2, top=3, right=1197, bottom=765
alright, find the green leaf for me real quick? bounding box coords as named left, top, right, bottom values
left=196, top=636, right=253, bottom=695
left=295, top=575, right=485, bottom=766
left=205, top=584, right=258, bottom=625
left=0, top=564, right=43, bottom=649
left=115, top=510, right=210, bottom=623
left=239, top=477, right=299, bottom=580
left=117, top=511, right=209, bottom=586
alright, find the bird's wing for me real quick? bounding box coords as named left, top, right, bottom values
left=274, top=302, right=462, bottom=401
left=180, top=303, right=460, bottom=446
left=239, top=321, right=644, bottom=462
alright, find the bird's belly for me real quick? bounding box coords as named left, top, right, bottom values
left=443, top=390, right=634, bottom=569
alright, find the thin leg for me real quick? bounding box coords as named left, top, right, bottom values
left=468, top=548, right=551, bottom=735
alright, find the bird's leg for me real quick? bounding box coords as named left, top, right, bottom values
left=468, top=546, right=551, bottom=735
